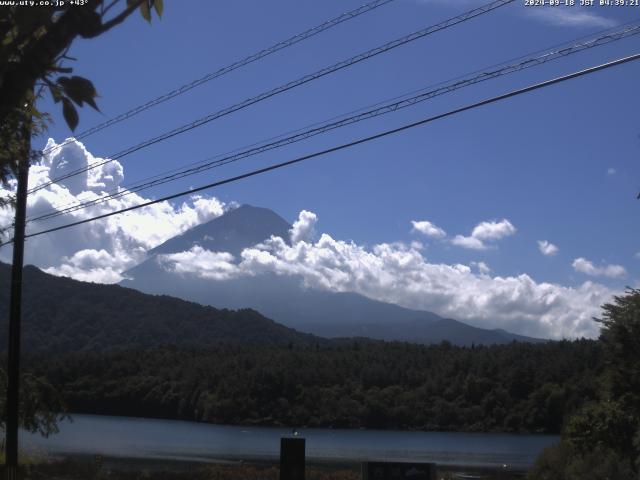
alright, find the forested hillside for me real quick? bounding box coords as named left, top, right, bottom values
left=0, top=261, right=606, bottom=436
left=0, top=263, right=321, bottom=352
left=29, top=339, right=602, bottom=434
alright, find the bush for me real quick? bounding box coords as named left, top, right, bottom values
left=528, top=440, right=635, bottom=480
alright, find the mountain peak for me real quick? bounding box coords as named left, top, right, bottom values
left=143, top=204, right=292, bottom=258
left=223, top=203, right=286, bottom=221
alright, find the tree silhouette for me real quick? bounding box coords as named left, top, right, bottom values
left=0, top=0, right=163, bottom=187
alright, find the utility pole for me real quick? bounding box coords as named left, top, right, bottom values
left=4, top=105, right=31, bottom=479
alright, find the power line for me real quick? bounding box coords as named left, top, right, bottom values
left=3, top=51, right=636, bottom=248
left=28, top=21, right=640, bottom=222
left=25, top=21, right=640, bottom=224
left=28, top=0, right=514, bottom=195
left=38, top=0, right=398, bottom=158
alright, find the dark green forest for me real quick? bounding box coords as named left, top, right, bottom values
left=527, top=289, right=640, bottom=478
left=3, top=264, right=638, bottom=477
left=26, top=339, right=601, bottom=434
left=3, top=262, right=604, bottom=435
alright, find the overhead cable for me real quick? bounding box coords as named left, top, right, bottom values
left=28, top=0, right=514, bottom=195
left=2, top=51, right=635, bottom=247
left=39, top=0, right=398, bottom=157
left=26, top=21, right=640, bottom=224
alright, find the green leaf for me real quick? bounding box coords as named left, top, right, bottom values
left=2, top=27, right=17, bottom=46
left=62, top=97, right=79, bottom=132
left=140, top=0, right=152, bottom=22
left=49, top=85, right=63, bottom=104
left=153, top=0, right=163, bottom=18
left=57, top=76, right=99, bottom=111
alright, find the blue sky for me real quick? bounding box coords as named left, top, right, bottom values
left=3, top=0, right=639, bottom=338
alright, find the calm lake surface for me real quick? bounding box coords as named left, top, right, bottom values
left=21, top=414, right=558, bottom=468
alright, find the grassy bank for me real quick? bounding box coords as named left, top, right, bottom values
left=17, top=456, right=526, bottom=480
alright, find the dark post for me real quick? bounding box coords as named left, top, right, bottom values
left=4, top=111, right=31, bottom=476
left=280, top=437, right=305, bottom=480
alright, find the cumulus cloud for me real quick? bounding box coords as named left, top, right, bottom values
left=158, top=211, right=614, bottom=339
left=572, top=257, right=626, bottom=278
left=0, top=140, right=621, bottom=339
left=411, top=220, right=446, bottom=239
left=451, top=235, right=486, bottom=250
left=410, top=241, right=425, bottom=251
left=471, top=261, right=491, bottom=275
left=452, top=219, right=516, bottom=250
left=472, top=219, right=517, bottom=240
left=44, top=248, right=134, bottom=284
left=538, top=240, right=559, bottom=257
left=527, top=8, right=615, bottom=28
left=0, top=138, right=226, bottom=283
left=290, top=210, right=317, bottom=244
left=158, top=246, right=236, bottom=281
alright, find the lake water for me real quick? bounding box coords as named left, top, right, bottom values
left=21, top=414, right=558, bottom=469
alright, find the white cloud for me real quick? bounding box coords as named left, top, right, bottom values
left=290, top=210, right=317, bottom=244
left=44, top=248, right=133, bottom=284
left=471, top=261, right=491, bottom=275
left=158, top=246, right=236, bottom=281
left=572, top=257, right=626, bottom=278
left=158, top=211, right=615, bottom=339
left=452, top=219, right=516, bottom=250
left=607, top=168, right=617, bottom=176
left=472, top=219, right=516, bottom=240
left=452, top=235, right=487, bottom=250
left=0, top=138, right=226, bottom=283
left=410, top=240, right=425, bottom=251
left=538, top=240, right=559, bottom=257
left=527, top=8, right=615, bottom=28
left=0, top=140, right=621, bottom=340
left=635, top=252, right=640, bottom=260
left=411, top=220, right=446, bottom=239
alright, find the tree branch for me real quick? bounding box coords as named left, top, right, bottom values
left=102, top=0, right=122, bottom=17
left=83, top=0, right=145, bottom=39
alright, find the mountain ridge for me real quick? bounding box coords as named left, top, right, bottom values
left=0, top=261, right=323, bottom=355
left=121, top=204, right=546, bottom=346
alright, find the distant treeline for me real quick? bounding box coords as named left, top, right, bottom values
left=28, top=339, right=602, bottom=434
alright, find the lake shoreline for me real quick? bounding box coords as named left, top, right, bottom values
left=33, top=450, right=529, bottom=471
left=20, top=414, right=556, bottom=473
left=25, top=452, right=529, bottom=480
left=58, top=409, right=558, bottom=436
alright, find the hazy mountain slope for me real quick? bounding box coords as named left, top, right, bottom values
left=124, top=270, right=440, bottom=329
left=123, top=271, right=544, bottom=345
left=121, top=205, right=545, bottom=346
left=0, top=262, right=322, bottom=355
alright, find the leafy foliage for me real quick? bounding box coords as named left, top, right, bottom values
left=564, top=400, right=637, bottom=458
left=527, top=442, right=635, bottom=480
left=529, top=289, right=640, bottom=478
left=597, top=288, right=640, bottom=410
left=0, top=367, right=68, bottom=438
left=0, top=0, right=162, bottom=184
